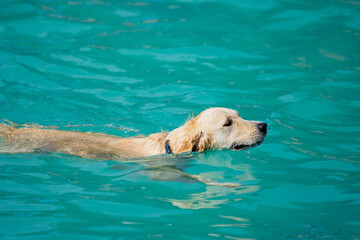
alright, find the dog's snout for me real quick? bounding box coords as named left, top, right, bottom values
left=257, top=122, right=267, bottom=134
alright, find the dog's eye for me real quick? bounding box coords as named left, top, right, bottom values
left=223, top=119, right=233, bottom=127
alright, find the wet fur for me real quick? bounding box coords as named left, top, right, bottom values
left=0, top=108, right=267, bottom=187
left=0, top=108, right=266, bottom=159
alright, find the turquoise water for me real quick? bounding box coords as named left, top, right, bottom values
left=1, top=0, right=360, bottom=239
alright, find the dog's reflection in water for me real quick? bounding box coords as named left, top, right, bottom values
left=111, top=151, right=260, bottom=209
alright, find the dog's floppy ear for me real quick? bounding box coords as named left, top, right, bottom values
left=166, top=119, right=212, bottom=154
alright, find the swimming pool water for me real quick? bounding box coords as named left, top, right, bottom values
left=1, top=0, right=360, bottom=239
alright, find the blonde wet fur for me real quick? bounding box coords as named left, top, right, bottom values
left=0, top=108, right=267, bottom=159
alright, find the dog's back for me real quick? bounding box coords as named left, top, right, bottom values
left=0, top=123, right=136, bottom=159
left=0, top=124, right=15, bottom=139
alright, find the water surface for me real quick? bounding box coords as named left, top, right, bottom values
left=1, top=0, right=360, bottom=239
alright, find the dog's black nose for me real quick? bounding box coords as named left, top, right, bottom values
left=257, top=122, right=267, bottom=134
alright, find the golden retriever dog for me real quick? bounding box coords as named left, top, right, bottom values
left=0, top=107, right=267, bottom=160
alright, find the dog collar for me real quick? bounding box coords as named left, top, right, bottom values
left=165, top=140, right=173, bottom=154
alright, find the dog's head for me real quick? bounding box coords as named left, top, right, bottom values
left=166, top=107, right=267, bottom=154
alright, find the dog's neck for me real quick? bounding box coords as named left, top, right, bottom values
left=107, top=132, right=168, bottom=157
